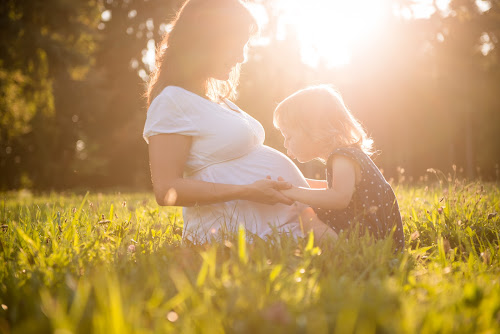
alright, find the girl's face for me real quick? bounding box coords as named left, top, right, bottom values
left=279, top=122, right=324, bottom=163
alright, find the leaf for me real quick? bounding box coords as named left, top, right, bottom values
left=238, top=224, right=248, bottom=264
left=269, top=265, right=283, bottom=282
left=72, top=192, right=89, bottom=247
left=109, top=204, right=114, bottom=221
left=196, top=257, right=209, bottom=287
left=305, top=230, right=314, bottom=252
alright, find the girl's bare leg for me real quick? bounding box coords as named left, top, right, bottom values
left=299, top=207, right=338, bottom=241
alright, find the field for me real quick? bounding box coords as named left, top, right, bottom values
left=1, top=174, right=499, bottom=333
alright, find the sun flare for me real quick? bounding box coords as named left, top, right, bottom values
left=274, top=0, right=388, bottom=68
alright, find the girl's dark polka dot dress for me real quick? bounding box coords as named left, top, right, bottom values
left=316, top=147, right=405, bottom=250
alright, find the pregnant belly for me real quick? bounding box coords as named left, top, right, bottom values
left=191, top=145, right=309, bottom=188
left=183, top=145, right=309, bottom=242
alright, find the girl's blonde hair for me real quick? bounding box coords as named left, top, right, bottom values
left=145, top=0, right=258, bottom=106
left=274, top=85, right=374, bottom=156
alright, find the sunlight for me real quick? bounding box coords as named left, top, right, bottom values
left=139, top=0, right=465, bottom=72
left=265, top=0, right=456, bottom=68
left=476, top=0, right=492, bottom=12
left=143, top=39, right=156, bottom=72
left=274, top=0, right=388, bottom=68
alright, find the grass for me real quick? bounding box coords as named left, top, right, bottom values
left=0, top=174, right=499, bottom=333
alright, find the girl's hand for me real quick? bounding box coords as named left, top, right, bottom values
left=244, top=179, right=294, bottom=205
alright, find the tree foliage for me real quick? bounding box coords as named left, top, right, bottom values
left=1, top=0, right=499, bottom=190
left=0, top=0, right=101, bottom=188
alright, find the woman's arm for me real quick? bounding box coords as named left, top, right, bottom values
left=305, top=178, right=327, bottom=189
left=148, top=134, right=294, bottom=206
left=280, top=156, right=356, bottom=210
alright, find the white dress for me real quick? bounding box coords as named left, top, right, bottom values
left=143, top=86, right=309, bottom=242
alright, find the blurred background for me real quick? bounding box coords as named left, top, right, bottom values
left=1, top=0, right=499, bottom=191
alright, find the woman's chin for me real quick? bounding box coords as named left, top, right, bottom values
left=288, top=153, right=297, bottom=161
left=210, top=69, right=232, bottom=81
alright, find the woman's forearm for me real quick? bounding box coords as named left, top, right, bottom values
left=148, top=134, right=291, bottom=207
left=281, top=187, right=351, bottom=210
left=156, top=178, right=293, bottom=207
left=156, top=178, right=248, bottom=206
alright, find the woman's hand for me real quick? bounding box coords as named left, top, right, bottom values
left=243, top=179, right=294, bottom=205
left=150, top=134, right=278, bottom=207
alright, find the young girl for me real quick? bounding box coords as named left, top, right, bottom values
left=274, top=85, right=405, bottom=250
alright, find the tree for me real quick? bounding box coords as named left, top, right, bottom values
left=0, top=0, right=101, bottom=189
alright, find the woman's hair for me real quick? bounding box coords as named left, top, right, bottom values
left=145, top=0, right=258, bottom=106
left=274, top=85, right=374, bottom=156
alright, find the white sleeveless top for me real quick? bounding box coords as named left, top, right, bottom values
left=143, top=86, right=309, bottom=242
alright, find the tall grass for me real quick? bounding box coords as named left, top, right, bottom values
left=0, top=175, right=499, bottom=333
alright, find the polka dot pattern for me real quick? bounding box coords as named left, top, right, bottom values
left=315, top=147, right=405, bottom=251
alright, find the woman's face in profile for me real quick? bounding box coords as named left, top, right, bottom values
left=208, top=34, right=249, bottom=80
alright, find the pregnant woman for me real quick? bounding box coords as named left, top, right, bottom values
left=143, top=0, right=310, bottom=242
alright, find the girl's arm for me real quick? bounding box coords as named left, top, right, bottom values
left=305, top=178, right=327, bottom=189
left=281, top=156, right=356, bottom=210
left=149, top=134, right=294, bottom=206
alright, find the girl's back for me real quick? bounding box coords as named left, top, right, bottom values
left=316, top=146, right=405, bottom=250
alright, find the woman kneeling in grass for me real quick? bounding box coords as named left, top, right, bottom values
left=144, top=0, right=310, bottom=243
left=274, top=85, right=405, bottom=250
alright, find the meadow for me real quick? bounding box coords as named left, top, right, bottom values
left=0, top=171, right=499, bottom=334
